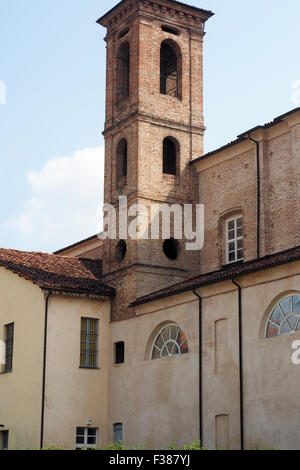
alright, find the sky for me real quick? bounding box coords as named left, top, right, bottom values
left=0, top=0, right=300, bottom=253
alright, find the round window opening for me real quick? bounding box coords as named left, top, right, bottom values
left=163, top=238, right=179, bottom=260
left=116, top=240, right=127, bottom=263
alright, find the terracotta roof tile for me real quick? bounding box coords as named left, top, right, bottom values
left=0, top=248, right=115, bottom=297
left=130, top=245, right=300, bottom=307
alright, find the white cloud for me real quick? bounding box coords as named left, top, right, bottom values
left=4, top=147, right=104, bottom=252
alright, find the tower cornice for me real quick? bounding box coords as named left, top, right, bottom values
left=97, top=0, right=214, bottom=33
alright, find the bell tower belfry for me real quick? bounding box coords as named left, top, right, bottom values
left=97, top=0, right=213, bottom=320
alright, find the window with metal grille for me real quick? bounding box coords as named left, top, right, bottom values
left=114, top=342, right=125, bottom=364
left=4, top=323, right=14, bottom=373
left=226, top=216, right=243, bottom=264
left=116, top=139, right=128, bottom=180
left=160, top=41, right=179, bottom=98
left=76, top=427, right=98, bottom=450
left=113, top=423, right=123, bottom=443
left=163, top=138, right=177, bottom=175
left=117, top=42, right=130, bottom=102
left=80, top=318, right=98, bottom=368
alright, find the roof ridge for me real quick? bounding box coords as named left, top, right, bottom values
left=131, top=244, right=300, bottom=307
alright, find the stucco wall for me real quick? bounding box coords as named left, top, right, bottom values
left=0, top=267, right=45, bottom=450
left=109, top=293, right=199, bottom=449
left=43, top=295, right=111, bottom=449
left=196, top=260, right=300, bottom=449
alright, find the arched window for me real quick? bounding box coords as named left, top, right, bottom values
left=163, top=137, right=177, bottom=175
left=151, top=323, right=188, bottom=359
left=266, top=294, right=300, bottom=338
left=160, top=40, right=181, bottom=98
left=116, top=42, right=130, bottom=102
left=116, top=139, right=127, bottom=181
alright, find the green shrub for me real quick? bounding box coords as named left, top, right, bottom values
left=183, top=440, right=207, bottom=450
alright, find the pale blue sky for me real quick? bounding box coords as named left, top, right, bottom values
left=0, top=0, right=300, bottom=252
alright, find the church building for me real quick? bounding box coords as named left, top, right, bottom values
left=1, top=0, right=300, bottom=450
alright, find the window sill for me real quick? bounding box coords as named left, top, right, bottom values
left=114, top=363, right=125, bottom=368
left=159, top=92, right=182, bottom=102
left=0, top=370, right=13, bottom=375
left=116, top=97, right=130, bottom=108
left=222, top=259, right=244, bottom=269
left=79, top=366, right=99, bottom=370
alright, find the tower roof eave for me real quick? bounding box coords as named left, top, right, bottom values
left=97, top=0, right=214, bottom=28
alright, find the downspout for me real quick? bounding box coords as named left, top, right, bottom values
left=232, top=279, right=244, bottom=450
left=40, top=291, right=52, bottom=450
left=248, top=133, right=261, bottom=259
left=189, top=29, right=193, bottom=161
left=193, top=290, right=203, bottom=445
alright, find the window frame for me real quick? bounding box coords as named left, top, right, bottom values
left=150, top=323, right=188, bottom=360
left=160, top=40, right=181, bottom=99
left=113, top=423, right=123, bottom=444
left=0, top=431, right=9, bottom=450
left=116, top=41, right=130, bottom=103
left=114, top=342, right=125, bottom=365
left=80, top=318, right=99, bottom=369
left=76, top=427, right=98, bottom=450
left=225, top=216, right=243, bottom=264
left=265, top=294, right=300, bottom=338
left=116, top=138, right=128, bottom=182
left=163, top=137, right=178, bottom=176
left=3, top=323, right=14, bottom=373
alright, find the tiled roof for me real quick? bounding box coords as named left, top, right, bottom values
left=0, top=248, right=115, bottom=298
left=54, top=234, right=99, bottom=255
left=191, top=107, right=300, bottom=165
left=130, top=245, right=300, bottom=307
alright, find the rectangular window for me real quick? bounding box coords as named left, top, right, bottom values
left=114, top=342, right=125, bottom=364
left=226, top=217, right=243, bottom=264
left=80, top=318, right=98, bottom=369
left=76, top=427, right=98, bottom=450
left=0, top=431, right=9, bottom=450
left=4, top=324, right=14, bottom=373
left=113, top=423, right=123, bottom=443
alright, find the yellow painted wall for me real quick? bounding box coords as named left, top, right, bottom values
left=109, top=293, right=199, bottom=450
left=0, top=267, right=45, bottom=450
left=43, top=295, right=111, bottom=449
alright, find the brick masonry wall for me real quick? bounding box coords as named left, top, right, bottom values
left=196, top=118, right=300, bottom=274
left=99, top=0, right=207, bottom=320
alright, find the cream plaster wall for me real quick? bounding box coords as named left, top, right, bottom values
left=0, top=267, right=45, bottom=450
left=110, top=292, right=199, bottom=450
left=195, top=260, right=300, bottom=450
left=43, top=295, right=111, bottom=449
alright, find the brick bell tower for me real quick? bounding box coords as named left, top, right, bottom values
left=97, top=0, right=213, bottom=320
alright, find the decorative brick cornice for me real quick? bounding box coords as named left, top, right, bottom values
left=103, top=110, right=205, bottom=137
left=97, top=0, right=214, bottom=33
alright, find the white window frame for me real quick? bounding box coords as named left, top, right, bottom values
left=226, top=216, right=243, bottom=264
left=151, top=323, right=188, bottom=360
left=265, top=295, right=300, bottom=338
left=76, top=427, right=98, bottom=450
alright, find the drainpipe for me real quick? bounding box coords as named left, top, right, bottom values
left=248, top=133, right=261, bottom=259
left=193, top=290, right=203, bottom=445
left=232, top=279, right=244, bottom=450
left=40, top=291, right=52, bottom=450
left=189, top=29, right=193, bottom=162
